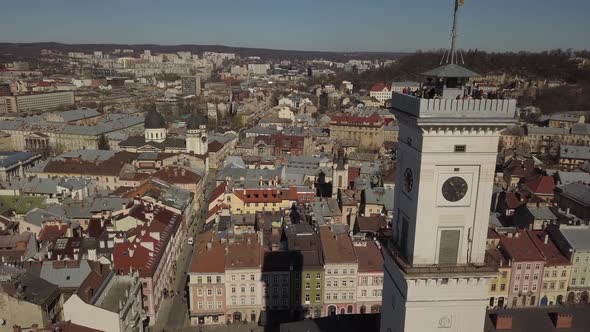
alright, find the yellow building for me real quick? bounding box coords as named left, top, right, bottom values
left=487, top=248, right=511, bottom=308
left=329, top=113, right=384, bottom=151
left=531, top=231, right=572, bottom=306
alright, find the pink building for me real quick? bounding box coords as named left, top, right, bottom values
left=188, top=231, right=227, bottom=325
left=499, top=229, right=545, bottom=307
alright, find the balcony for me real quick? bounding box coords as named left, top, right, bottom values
left=391, top=92, right=516, bottom=121
left=384, top=239, right=498, bottom=277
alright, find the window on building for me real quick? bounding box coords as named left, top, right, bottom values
left=500, top=284, right=506, bottom=291
left=327, top=269, right=332, bottom=275
left=551, top=271, right=557, bottom=278
left=232, top=275, right=236, bottom=281
left=491, top=284, right=497, bottom=291
left=327, top=293, right=331, bottom=300
left=241, top=298, right=246, bottom=305
left=334, top=269, right=338, bottom=275
left=217, top=288, right=222, bottom=296
left=342, top=280, right=347, bottom=287
left=514, top=285, right=519, bottom=292
left=316, top=283, right=321, bottom=290
left=501, top=271, right=507, bottom=278
left=198, top=289, right=203, bottom=296
left=217, top=301, right=222, bottom=309
left=362, top=289, right=367, bottom=297
left=575, top=257, right=580, bottom=263
left=232, top=298, right=236, bottom=305
left=334, top=281, right=338, bottom=287
left=515, top=274, right=520, bottom=281
left=523, top=284, right=528, bottom=292
left=316, top=273, right=321, bottom=279
left=550, top=282, right=556, bottom=289
left=250, top=286, right=255, bottom=293
left=333, top=293, right=338, bottom=300
left=517, top=264, right=522, bottom=270
left=582, top=278, right=586, bottom=285
left=216, top=276, right=221, bottom=283
left=315, top=294, right=321, bottom=302
left=198, top=301, right=203, bottom=309
left=207, top=289, right=212, bottom=296
left=250, top=297, right=255, bottom=305
left=559, top=281, right=565, bottom=289
left=207, top=276, right=212, bottom=283
left=454, top=145, right=466, bottom=152
left=250, top=274, right=255, bottom=281
left=532, top=283, right=537, bottom=291
left=306, top=273, right=311, bottom=280
left=544, top=271, right=549, bottom=278
left=572, top=278, right=577, bottom=285
left=197, top=277, right=203, bottom=284
left=231, top=287, right=236, bottom=294
left=533, top=274, right=539, bottom=280
left=241, top=275, right=245, bottom=281
left=305, top=294, right=310, bottom=302
left=535, top=264, right=540, bottom=270
left=524, top=274, right=530, bottom=281
left=561, top=271, right=567, bottom=277
left=305, top=283, right=310, bottom=290
left=526, top=264, right=531, bottom=270
left=207, top=301, right=213, bottom=309
left=327, top=281, right=332, bottom=287
left=241, top=287, right=245, bottom=293
left=543, top=282, right=548, bottom=290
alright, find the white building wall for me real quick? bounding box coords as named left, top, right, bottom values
left=63, top=295, right=121, bottom=332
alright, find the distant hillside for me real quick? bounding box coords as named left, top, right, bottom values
left=0, top=42, right=408, bottom=62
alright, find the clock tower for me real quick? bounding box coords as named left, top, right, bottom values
left=380, top=2, right=516, bottom=332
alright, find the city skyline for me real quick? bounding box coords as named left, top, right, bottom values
left=1, top=0, right=589, bottom=53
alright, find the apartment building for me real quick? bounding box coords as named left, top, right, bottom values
left=354, top=240, right=383, bottom=314
left=319, top=225, right=358, bottom=316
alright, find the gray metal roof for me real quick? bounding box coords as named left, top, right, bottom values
left=527, top=126, right=570, bottom=136
left=422, top=64, right=480, bottom=78
left=560, top=228, right=590, bottom=250
left=527, top=206, right=557, bottom=220
left=0, top=151, right=39, bottom=168
left=560, top=145, right=590, bottom=160
left=559, top=182, right=590, bottom=206
left=556, top=171, right=590, bottom=186
left=571, top=123, right=590, bottom=135
left=39, top=260, right=92, bottom=288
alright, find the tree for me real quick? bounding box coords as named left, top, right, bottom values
left=98, top=134, right=110, bottom=150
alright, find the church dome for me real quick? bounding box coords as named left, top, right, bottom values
left=186, top=113, right=208, bottom=130
left=144, top=110, right=166, bottom=129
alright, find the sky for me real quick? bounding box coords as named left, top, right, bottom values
left=1, top=0, right=588, bottom=52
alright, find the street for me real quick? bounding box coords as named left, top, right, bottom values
left=150, top=169, right=218, bottom=331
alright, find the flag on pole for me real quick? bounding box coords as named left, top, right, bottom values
left=458, top=0, right=465, bottom=6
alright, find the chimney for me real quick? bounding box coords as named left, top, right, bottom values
left=206, top=242, right=212, bottom=251
left=550, top=312, right=573, bottom=329
left=544, top=234, right=549, bottom=244
left=491, top=314, right=512, bottom=330
left=515, top=232, right=520, bottom=238
left=12, top=326, right=22, bottom=332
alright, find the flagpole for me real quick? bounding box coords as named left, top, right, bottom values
left=449, top=0, right=459, bottom=64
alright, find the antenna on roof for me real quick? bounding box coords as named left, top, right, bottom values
left=441, top=0, right=465, bottom=65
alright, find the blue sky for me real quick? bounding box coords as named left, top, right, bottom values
left=1, top=0, right=588, bottom=52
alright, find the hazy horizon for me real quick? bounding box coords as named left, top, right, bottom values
left=1, top=0, right=589, bottom=53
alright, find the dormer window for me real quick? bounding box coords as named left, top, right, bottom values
left=454, top=145, right=466, bottom=153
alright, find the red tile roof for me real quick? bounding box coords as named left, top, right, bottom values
left=112, top=202, right=182, bottom=277
left=151, top=166, right=201, bottom=184
left=499, top=229, right=544, bottom=263
left=319, top=225, right=357, bottom=264
left=525, top=176, right=555, bottom=195
left=39, top=225, right=69, bottom=242
left=189, top=231, right=226, bottom=273
left=529, top=231, right=571, bottom=267
left=330, top=113, right=383, bottom=127
left=370, top=83, right=388, bottom=92
left=348, top=167, right=361, bottom=184
left=225, top=234, right=262, bottom=269
left=354, top=241, right=383, bottom=273
left=209, top=182, right=226, bottom=204
left=234, top=188, right=282, bottom=203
